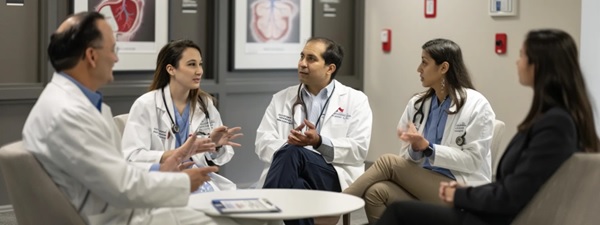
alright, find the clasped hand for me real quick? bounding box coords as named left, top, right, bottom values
left=397, top=122, right=429, bottom=151
left=288, top=119, right=320, bottom=147
left=438, top=181, right=464, bottom=205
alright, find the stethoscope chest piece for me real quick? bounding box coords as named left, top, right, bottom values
left=162, top=87, right=183, bottom=134
left=455, top=131, right=466, bottom=146
left=171, top=124, right=180, bottom=134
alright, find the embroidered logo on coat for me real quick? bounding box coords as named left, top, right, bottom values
left=153, top=127, right=167, bottom=140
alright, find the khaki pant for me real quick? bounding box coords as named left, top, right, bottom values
left=343, top=154, right=452, bottom=224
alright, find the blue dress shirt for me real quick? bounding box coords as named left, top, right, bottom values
left=59, top=73, right=102, bottom=112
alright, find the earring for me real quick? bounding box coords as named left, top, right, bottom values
left=441, top=78, right=446, bottom=95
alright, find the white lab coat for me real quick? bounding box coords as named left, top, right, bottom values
left=398, top=88, right=495, bottom=186
left=22, top=74, right=207, bottom=225
left=255, top=80, right=373, bottom=190
left=122, top=85, right=236, bottom=191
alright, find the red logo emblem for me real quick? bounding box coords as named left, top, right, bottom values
left=338, top=107, right=344, bottom=112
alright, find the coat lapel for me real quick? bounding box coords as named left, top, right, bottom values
left=156, top=86, right=176, bottom=141
left=100, top=103, right=122, bottom=154
left=441, top=89, right=465, bottom=140
left=190, top=97, right=208, bottom=135
left=289, top=85, right=304, bottom=128
left=322, top=80, right=344, bottom=125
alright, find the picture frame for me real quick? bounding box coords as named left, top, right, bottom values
left=73, top=0, right=168, bottom=71
left=489, top=0, right=518, bottom=17
left=232, top=0, right=312, bottom=70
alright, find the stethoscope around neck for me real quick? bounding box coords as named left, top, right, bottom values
left=411, top=96, right=467, bottom=147
left=161, top=87, right=211, bottom=134
left=291, top=83, right=336, bottom=129
left=412, top=100, right=426, bottom=129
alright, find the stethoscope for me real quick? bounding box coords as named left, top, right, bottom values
left=291, top=83, right=336, bottom=129
left=161, top=87, right=211, bottom=135
left=412, top=97, right=466, bottom=147
left=412, top=100, right=426, bottom=129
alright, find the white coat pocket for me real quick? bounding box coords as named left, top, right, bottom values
left=328, top=124, right=349, bottom=139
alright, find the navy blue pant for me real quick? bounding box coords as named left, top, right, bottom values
left=263, top=144, right=341, bottom=225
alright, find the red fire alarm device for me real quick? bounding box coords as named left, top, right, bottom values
left=425, top=0, right=436, bottom=18
left=381, top=29, right=391, bottom=52
left=495, top=33, right=507, bottom=54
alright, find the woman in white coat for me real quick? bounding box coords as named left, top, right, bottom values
left=122, top=40, right=241, bottom=191
left=342, top=38, right=495, bottom=224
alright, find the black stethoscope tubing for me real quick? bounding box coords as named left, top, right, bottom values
left=412, top=96, right=466, bottom=147
left=161, top=87, right=210, bottom=134
left=292, top=83, right=336, bottom=129
left=412, top=100, right=426, bottom=127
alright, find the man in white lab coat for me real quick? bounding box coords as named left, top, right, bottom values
left=255, top=37, right=373, bottom=225
left=22, top=11, right=269, bottom=225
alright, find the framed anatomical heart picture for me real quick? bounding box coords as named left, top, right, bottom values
left=232, top=0, right=312, bottom=70
left=73, top=0, right=168, bottom=71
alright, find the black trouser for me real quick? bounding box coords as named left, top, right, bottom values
left=375, top=201, right=464, bottom=225
left=263, top=144, right=341, bottom=225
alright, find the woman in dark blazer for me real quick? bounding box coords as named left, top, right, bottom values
left=374, top=29, right=600, bottom=225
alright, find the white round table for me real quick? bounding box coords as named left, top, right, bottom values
left=187, top=189, right=364, bottom=220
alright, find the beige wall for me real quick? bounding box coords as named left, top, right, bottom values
left=581, top=0, right=600, bottom=135
left=364, top=0, right=581, bottom=161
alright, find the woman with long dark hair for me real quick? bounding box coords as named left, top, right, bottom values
left=375, top=29, right=599, bottom=225
left=341, top=39, right=496, bottom=224
left=122, top=40, right=242, bottom=192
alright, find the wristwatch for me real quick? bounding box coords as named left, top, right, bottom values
left=423, top=143, right=434, bottom=157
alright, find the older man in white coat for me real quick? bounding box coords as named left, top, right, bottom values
left=22, top=11, right=271, bottom=225
left=255, top=37, right=373, bottom=225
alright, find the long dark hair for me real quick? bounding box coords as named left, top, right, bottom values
left=149, top=39, right=213, bottom=115
left=518, top=29, right=599, bottom=152
left=415, top=38, right=475, bottom=114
